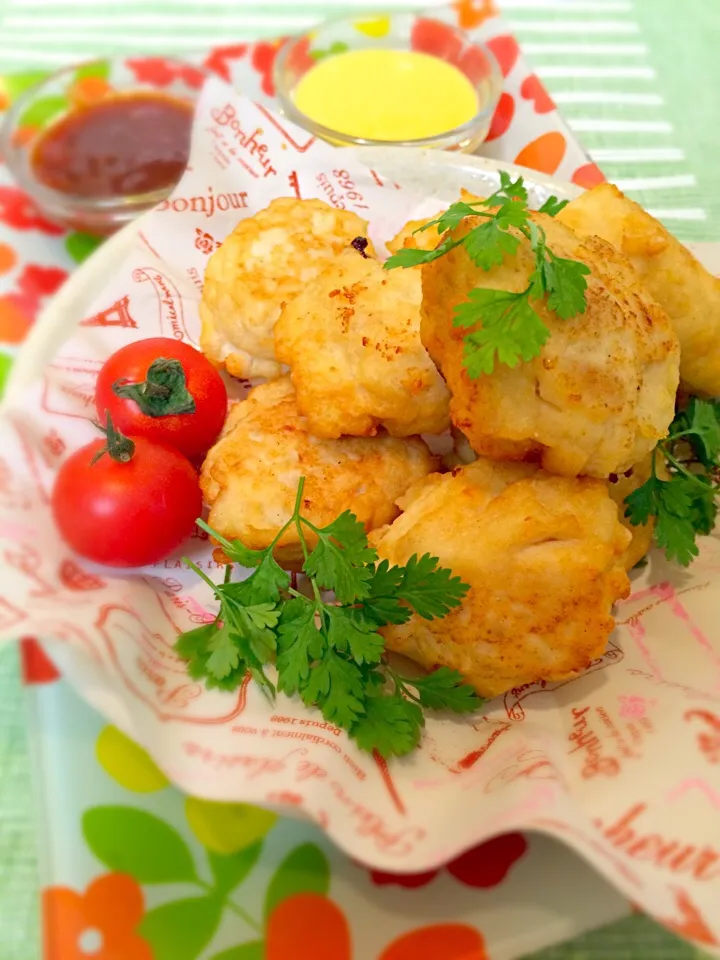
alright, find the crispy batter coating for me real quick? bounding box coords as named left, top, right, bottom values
left=558, top=183, right=720, bottom=397
left=199, top=198, right=371, bottom=380
left=274, top=249, right=450, bottom=438
left=371, top=459, right=631, bottom=699
left=421, top=212, right=680, bottom=478
left=200, top=378, right=436, bottom=567
left=386, top=218, right=442, bottom=255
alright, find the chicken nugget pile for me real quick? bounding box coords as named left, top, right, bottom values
left=197, top=176, right=720, bottom=700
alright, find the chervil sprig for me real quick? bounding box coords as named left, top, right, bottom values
left=624, top=398, right=720, bottom=566
left=384, top=171, right=589, bottom=377
left=176, top=478, right=481, bottom=757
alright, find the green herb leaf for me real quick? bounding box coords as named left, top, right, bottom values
left=497, top=169, right=528, bottom=203
left=683, top=397, right=720, bottom=466
left=175, top=621, right=218, bottom=662
left=537, top=195, right=569, bottom=216
left=653, top=474, right=699, bottom=565
left=493, top=195, right=531, bottom=231
left=205, top=663, right=251, bottom=692
left=352, top=694, right=424, bottom=758
left=539, top=253, right=591, bottom=320
left=178, top=481, right=478, bottom=757
left=393, top=553, right=470, bottom=619
left=398, top=666, right=483, bottom=712
left=384, top=173, right=589, bottom=377
left=625, top=464, right=700, bottom=566
left=383, top=235, right=460, bottom=270
left=455, top=288, right=552, bottom=377
left=196, top=520, right=266, bottom=568
left=463, top=219, right=520, bottom=270
left=233, top=554, right=291, bottom=605
left=361, top=559, right=410, bottom=625
left=276, top=602, right=324, bottom=696
left=205, top=620, right=242, bottom=679
left=326, top=606, right=385, bottom=665
left=624, top=400, right=720, bottom=567
left=300, top=650, right=366, bottom=729
left=424, top=200, right=483, bottom=233
left=303, top=511, right=376, bottom=603
left=689, top=479, right=718, bottom=536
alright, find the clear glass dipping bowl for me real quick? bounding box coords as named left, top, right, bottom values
left=0, top=56, right=206, bottom=235
left=273, top=11, right=502, bottom=153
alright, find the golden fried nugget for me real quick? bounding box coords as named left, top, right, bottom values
left=558, top=183, right=720, bottom=396
left=371, top=459, right=631, bottom=699
left=200, top=198, right=371, bottom=380
left=386, top=219, right=442, bottom=255
left=200, top=378, right=436, bottom=567
left=274, top=249, right=449, bottom=439
left=422, top=212, right=680, bottom=478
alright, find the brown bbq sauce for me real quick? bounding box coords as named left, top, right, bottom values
left=32, top=92, right=193, bottom=199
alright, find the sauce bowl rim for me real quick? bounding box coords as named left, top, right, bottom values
left=0, top=55, right=206, bottom=223
left=272, top=10, right=503, bottom=149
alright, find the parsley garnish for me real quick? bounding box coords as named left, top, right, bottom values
left=176, top=478, right=481, bottom=757
left=384, top=171, right=589, bottom=377
left=625, top=398, right=720, bottom=566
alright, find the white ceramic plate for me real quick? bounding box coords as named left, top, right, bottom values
left=4, top=149, right=581, bottom=402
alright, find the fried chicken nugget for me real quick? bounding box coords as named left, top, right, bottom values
left=422, top=212, right=680, bottom=478
left=444, top=427, right=654, bottom=572
left=386, top=219, right=442, bottom=255
left=274, top=249, right=449, bottom=439
left=200, top=198, right=371, bottom=380
left=558, top=183, right=720, bottom=397
left=200, top=378, right=436, bottom=567
left=371, top=459, right=631, bottom=699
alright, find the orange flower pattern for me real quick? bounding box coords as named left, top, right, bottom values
left=453, top=0, right=498, bottom=30
left=0, top=242, right=17, bottom=276
left=265, top=894, right=488, bottom=960
left=515, top=131, right=567, bottom=175
left=43, top=873, right=152, bottom=960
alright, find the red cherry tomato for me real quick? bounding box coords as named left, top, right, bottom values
left=95, top=337, right=227, bottom=459
left=51, top=423, right=202, bottom=568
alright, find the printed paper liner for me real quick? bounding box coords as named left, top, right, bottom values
left=28, top=675, right=631, bottom=960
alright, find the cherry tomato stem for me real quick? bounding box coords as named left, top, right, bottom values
left=92, top=410, right=136, bottom=463
left=95, top=338, right=227, bottom=459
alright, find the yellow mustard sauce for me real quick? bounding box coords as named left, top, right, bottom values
left=292, top=48, right=479, bottom=141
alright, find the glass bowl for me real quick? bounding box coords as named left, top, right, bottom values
left=273, top=11, right=502, bottom=152
left=0, top=56, right=207, bottom=236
